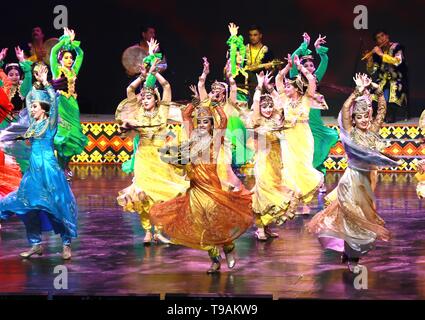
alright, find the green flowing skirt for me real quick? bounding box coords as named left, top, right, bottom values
left=227, top=91, right=254, bottom=167
left=54, top=95, right=88, bottom=159
left=310, top=109, right=339, bottom=176
left=122, top=134, right=140, bottom=174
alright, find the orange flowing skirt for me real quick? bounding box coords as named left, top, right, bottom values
left=0, top=151, right=22, bottom=198
left=150, top=163, right=253, bottom=250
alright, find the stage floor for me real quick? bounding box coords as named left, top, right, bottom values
left=0, top=166, right=424, bottom=299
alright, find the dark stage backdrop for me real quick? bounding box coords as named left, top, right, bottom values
left=1, top=0, right=424, bottom=117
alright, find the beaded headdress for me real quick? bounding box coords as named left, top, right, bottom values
left=300, top=55, right=315, bottom=64
left=286, top=74, right=307, bottom=94
left=260, top=94, right=274, bottom=108
left=211, top=81, right=227, bottom=92
left=5, top=63, right=23, bottom=77
left=353, top=95, right=372, bottom=115
left=28, top=89, right=52, bottom=105
left=139, top=86, right=161, bottom=103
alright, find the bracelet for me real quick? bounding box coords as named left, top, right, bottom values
left=266, top=86, right=274, bottom=93
left=374, top=87, right=383, bottom=95
left=139, top=74, right=145, bottom=80
left=255, top=86, right=262, bottom=92
left=354, top=87, right=363, bottom=97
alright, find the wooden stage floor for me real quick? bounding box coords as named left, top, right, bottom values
left=0, top=166, right=424, bottom=299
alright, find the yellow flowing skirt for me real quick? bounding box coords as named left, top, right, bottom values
left=117, top=144, right=189, bottom=215
left=252, top=140, right=294, bottom=226
left=281, top=122, right=323, bottom=203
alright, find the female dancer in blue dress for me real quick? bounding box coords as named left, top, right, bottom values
left=0, top=64, right=78, bottom=260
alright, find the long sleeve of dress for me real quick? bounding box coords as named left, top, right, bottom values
left=73, top=43, right=84, bottom=75
left=314, top=46, right=329, bottom=82
left=289, top=41, right=312, bottom=78
left=182, top=104, right=195, bottom=137
left=341, top=92, right=357, bottom=132
left=47, top=85, right=58, bottom=128
left=50, top=36, right=68, bottom=79
left=19, top=60, right=33, bottom=97
left=215, top=105, right=228, bottom=130
left=227, top=35, right=246, bottom=76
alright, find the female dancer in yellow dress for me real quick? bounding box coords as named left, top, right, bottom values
left=116, top=47, right=189, bottom=244
left=307, top=74, right=399, bottom=271
left=150, top=100, right=253, bottom=274
left=228, top=70, right=295, bottom=240
left=275, top=55, right=324, bottom=214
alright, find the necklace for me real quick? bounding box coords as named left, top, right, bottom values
left=288, top=96, right=302, bottom=109
left=143, top=107, right=159, bottom=118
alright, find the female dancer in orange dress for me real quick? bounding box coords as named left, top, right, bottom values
left=150, top=100, right=253, bottom=274
left=0, top=86, right=21, bottom=198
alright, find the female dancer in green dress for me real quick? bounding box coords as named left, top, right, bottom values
left=50, top=27, right=88, bottom=177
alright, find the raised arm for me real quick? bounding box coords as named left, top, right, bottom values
left=227, top=23, right=246, bottom=76
left=276, top=54, right=292, bottom=94
left=0, top=48, right=13, bottom=94
left=126, top=75, right=143, bottom=100
left=227, top=69, right=238, bottom=105
left=314, top=35, right=328, bottom=82
left=198, top=57, right=209, bottom=101
left=341, top=92, right=357, bottom=133
left=294, top=55, right=316, bottom=97
left=289, top=33, right=312, bottom=78
left=370, top=85, right=386, bottom=133
left=15, top=47, right=33, bottom=97
left=50, top=30, right=70, bottom=78
left=251, top=72, right=265, bottom=126
left=215, top=105, right=228, bottom=130
left=126, top=63, right=146, bottom=100
left=263, top=70, right=280, bottom=101
left=341, top=73, right=365, bottom=132
left=182, top=103, right=196, bottom=137
left=154, top=68, right=171, bottom=102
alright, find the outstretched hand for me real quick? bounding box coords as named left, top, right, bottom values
left=314, top=34, right=327, bottom=49
left=228, top=22, right=239, bottom=37
left=256, top=71, right=265, bottom=88
left=138, top=63, right=147, bottom=78
left=34, top=64, right=49, bottom=84
left=147, top=38, right=160, bottom=55
left=302, top=32, right=311, bottom=45
left=264, top=71, right=274, bottom=91
left=353, top=73, right=368, bottom=93
left=0, top=48, right=8, bottom=61
left=64, top=27, right=76, bottom=42
left=202, top=57, right=210, bottom=75
left=189, top=85, right=199, bottom=98
left=15, top=46, right=25, bottom=62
